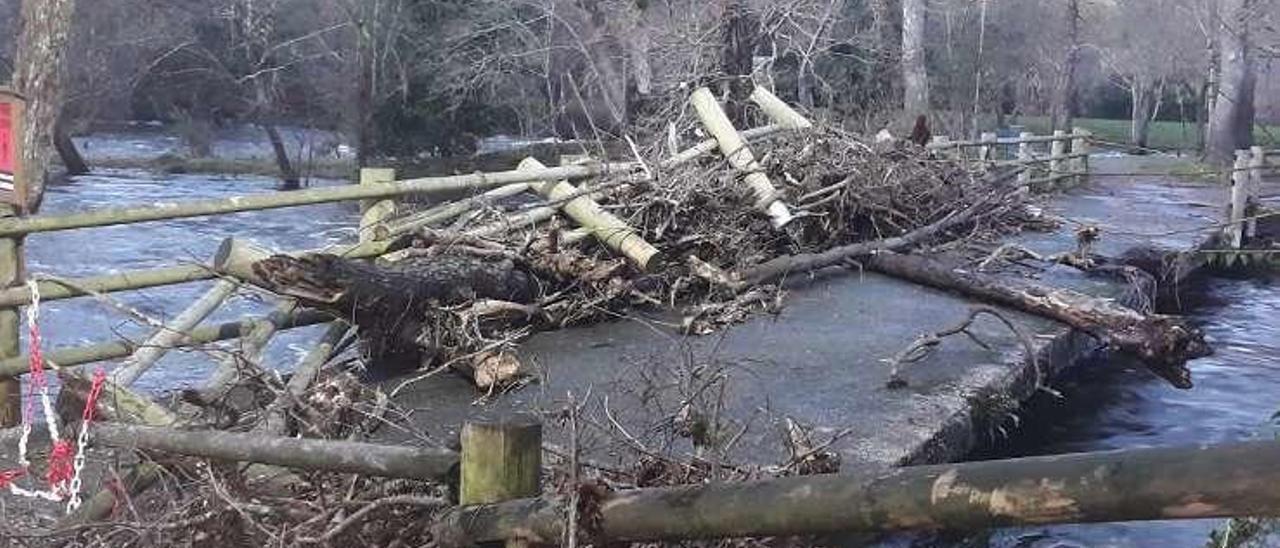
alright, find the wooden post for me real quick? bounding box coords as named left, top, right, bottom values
left=0, top=91, right=24, bottom=427
left=1017, top=132, right=1034, bottom=190
left=1229, top=150, right=1250, bottom=249
left=1072, top=128, right=1091, bottom=185
left=748, top=86, right=813, bottom=130
left=1049, top=130, right=1067, bottom=189
left=110, top=278, right=239, bottom=386
left=1248, top=146, right=1264, bottom=239
left=359, top=168, right=396, bottom=243
left=460, top=417, right=542, bottom=506
left=978, top=132, right=997, bottom=164
left=689, top=87, right=794, bottom=228
left=0, top=234, right=19, bottom=427
left=518, top=157, right=663, bottom=270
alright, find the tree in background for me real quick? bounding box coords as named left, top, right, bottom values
left=1207, top=0, right=1259, bottom=162
left=901, top=0, right=929, bottom=116
left=12, top=0, right=77, bottom=210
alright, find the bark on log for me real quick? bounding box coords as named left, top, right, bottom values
left=92, top=424, right=458, bottom=481
left=251, top=252, right=535, bottom=367
left=864, top=252, right=1208, bottom=388
left=435, top=440, right=1280, bottom=544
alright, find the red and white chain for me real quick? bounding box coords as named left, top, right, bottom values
left=4, top=280, right=104, bottom=513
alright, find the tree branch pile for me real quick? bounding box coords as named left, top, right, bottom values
left=243, top=122, right=1205, bottom=390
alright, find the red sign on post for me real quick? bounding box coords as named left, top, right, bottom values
left=0, top=90, right=24, bottom=208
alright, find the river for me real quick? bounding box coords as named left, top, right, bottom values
left=977, top=272, right=1280, bottom=548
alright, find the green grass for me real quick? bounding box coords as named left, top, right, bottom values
left=1018, top=116, right=1280, bottom=151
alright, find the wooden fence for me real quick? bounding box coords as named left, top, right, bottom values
left=925, top=128, right=1091, bottom=190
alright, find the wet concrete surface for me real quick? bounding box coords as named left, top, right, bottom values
left=388, top=158, right=1250, bottom=473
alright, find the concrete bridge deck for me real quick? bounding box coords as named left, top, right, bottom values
left=388, top=156, right=1248, bottom=472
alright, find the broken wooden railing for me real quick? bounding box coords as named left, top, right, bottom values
left=437, top=434, right=1280, bottom=544
left=926, top=129, right=1092, bottom=190
left=0, top=86, right=812, bottom=426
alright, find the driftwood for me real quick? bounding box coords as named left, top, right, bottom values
left=91, top=424, right=457, bottom=481
left=864, top=252, right=1208, bottom=388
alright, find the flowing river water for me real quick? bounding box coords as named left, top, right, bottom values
left=21, top=142, right=1280, bottom=546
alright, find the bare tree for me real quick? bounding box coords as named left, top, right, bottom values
left=901, top=0, right=929, bottom=115
left=1207, top=0, right=1259, bottom=162
left=1049, top=0, right=1081, bottom=133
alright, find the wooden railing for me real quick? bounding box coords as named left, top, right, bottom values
left=925, top=128, right=1092, bottom=189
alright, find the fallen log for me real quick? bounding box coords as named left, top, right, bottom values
left=91, top=424, right=458, bottom=481
left=251, top=251, right=536, bottom=374
left=435, top=440, right=1280, bottom=544
left=864, top=252, right=1208, bottom=388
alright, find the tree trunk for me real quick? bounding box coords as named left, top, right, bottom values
left=1206, top=0, right=1257, bottom=163
left=262, top=123, right=301, bottom=190
left=868, top=0, right=901, bottom=105
left=1050, top=0, right=1080, bottom=133
left=1131, top=84, right=1153, bottom=149
left=720, top=0, right=758, bottom=124
left=250, top=252, right=536, bottom=368
left=53, top=111, right=88, bottom=176
left=13, top=0, right=78, bottom=211
left=901, top=0, right=929, bottom=116
left=863, top=251, right=1207, bottom=388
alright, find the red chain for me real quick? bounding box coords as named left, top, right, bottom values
left=83, top=368, right=107, bottom=422
left=0, top=468, right=23, bottom=489
left=23, top=311, right=44, bottom=427
left=46, top=440, right=74, bottom=489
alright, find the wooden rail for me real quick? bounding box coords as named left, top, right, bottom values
left=437, top=436, right=1280, bottom=544
left=0, top=115, right=803, bottom=426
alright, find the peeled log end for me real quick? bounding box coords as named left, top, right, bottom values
left=1108, top=316, right=1210, bottom=389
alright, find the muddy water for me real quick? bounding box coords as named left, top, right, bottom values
left=27, top=169, right=358, bottom=391
left=975, top=273, right=1280, bottom=548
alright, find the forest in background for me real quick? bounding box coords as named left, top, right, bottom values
left=1, top=0, right=1278, bottom=181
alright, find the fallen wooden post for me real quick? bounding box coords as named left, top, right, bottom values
left=110, top=278, right=240, bottom=386
left=0, top=308, right=330, bottom=377
left=437, top=440, right=1280, bottom=544
left=863, top=251, right=1207, bottom=388
left=91, top=423, right=458, bottom=481
left=519, top=157, right=663, bottom=270
left=259, top=320, right=351, bottom=435
left=690, top=87, right=794, bottom=228
left=749, top=86, right=813, bottom=130
left=374, top=183, right=531, bottom=241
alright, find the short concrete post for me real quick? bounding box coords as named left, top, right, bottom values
left=1072, top=128, right=1091, bottom=185
left=1248, top=146, right=1265, bottom=239
left=1049, top=130, right=1067, bottom=189
left=359, top=168, right=397, bottom=243
left=1229, top=150, right=1251, bottom=249
left=978, top=132, right=997, bottom=164
left=460, top=417, right=542, bottom=507
left=1017, top=132, right=1034, bottom=189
